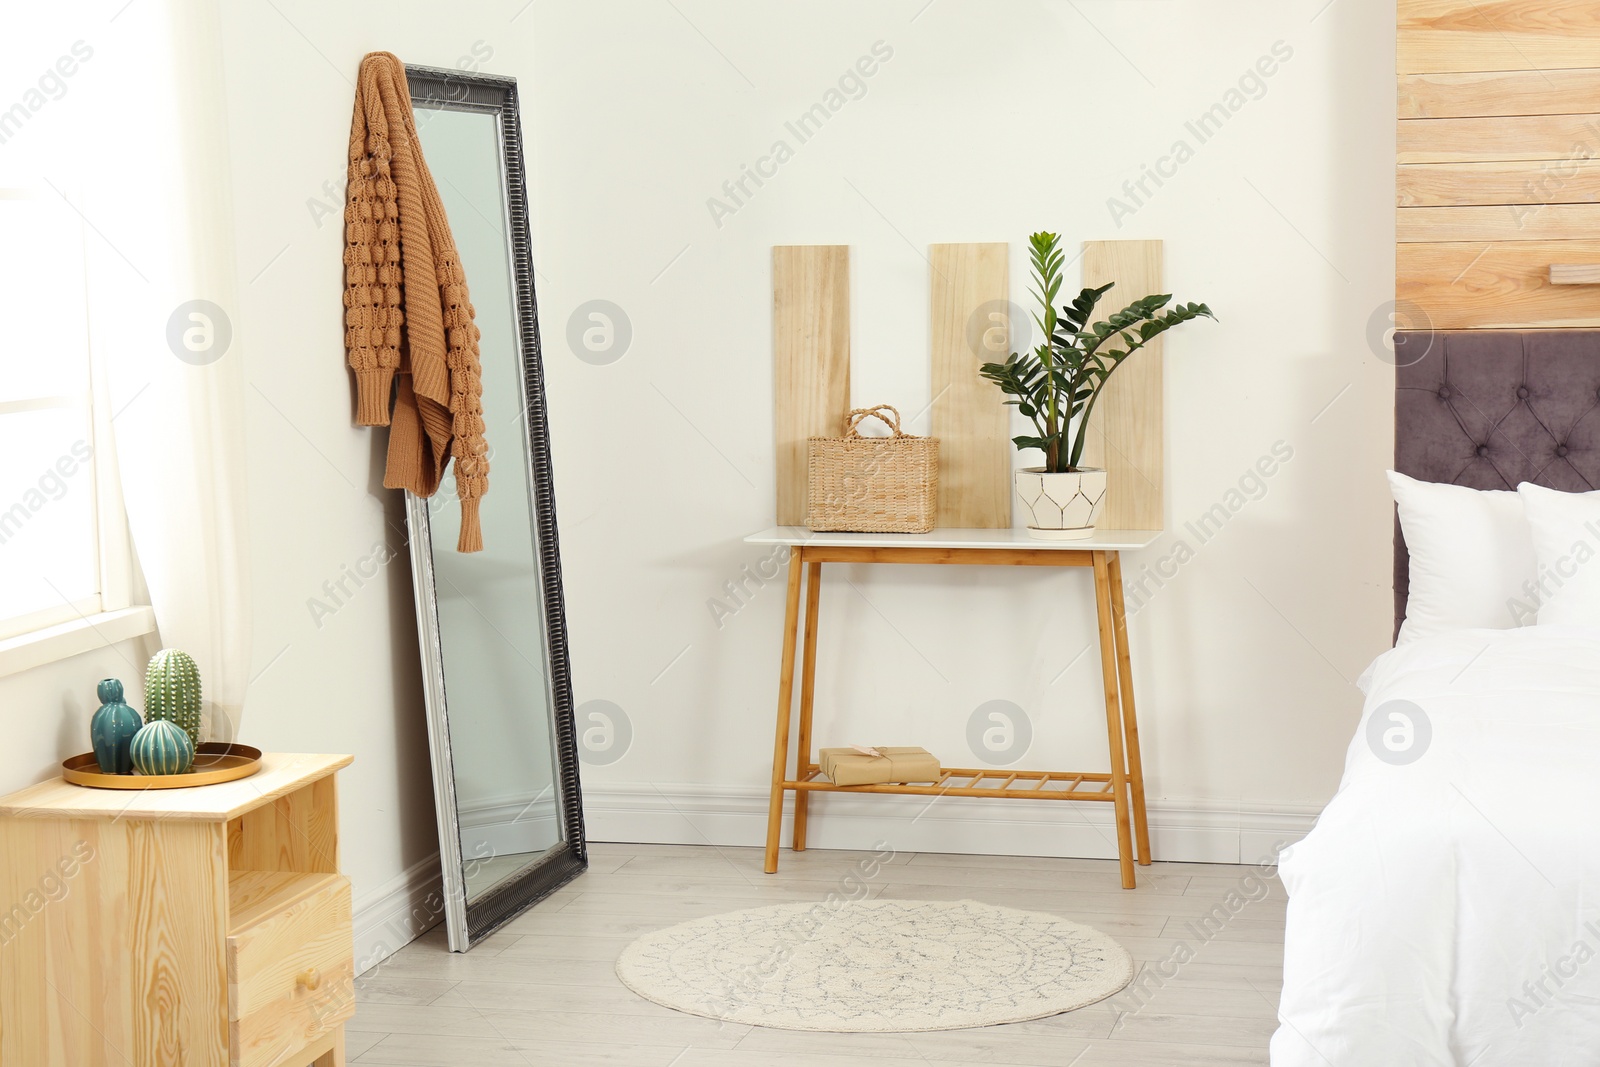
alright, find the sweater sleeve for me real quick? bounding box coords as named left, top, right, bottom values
left=456, top=495, right=483, bottom=554
left=417, top=160, right=490, bottom=552
left=352, top=367, right=395, bottom=425
left=344, top=58, right=404, bottom=427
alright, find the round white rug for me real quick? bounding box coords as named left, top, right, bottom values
left=615, top=898, right=1133, bottom=1032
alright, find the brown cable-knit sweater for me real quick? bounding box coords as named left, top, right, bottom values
left=344, top=51, right=488, bottom=552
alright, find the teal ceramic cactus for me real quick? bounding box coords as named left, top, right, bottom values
left=129, top=719, right=195, bottom=776
left=145, top=648, right=202, bottom=749
left=90, top=678, right=142, bottom=774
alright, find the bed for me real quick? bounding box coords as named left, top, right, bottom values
left=1271, top=330, right=1600, bottom=1065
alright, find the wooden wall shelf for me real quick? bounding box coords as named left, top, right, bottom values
left=1550, top=265, right=1600, bottom=286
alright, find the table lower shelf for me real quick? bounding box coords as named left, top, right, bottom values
left=786, top=767, right=1119, bottom=802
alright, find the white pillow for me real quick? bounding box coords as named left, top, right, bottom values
left=1389, top=471, right=1536, bottom=643
left=1517, top=482, right=1600, bottom=627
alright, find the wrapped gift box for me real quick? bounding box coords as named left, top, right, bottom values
left=819, top=746, right=941, bottom=786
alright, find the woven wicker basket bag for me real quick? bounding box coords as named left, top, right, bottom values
left=806, top=405, right=938, bottom=533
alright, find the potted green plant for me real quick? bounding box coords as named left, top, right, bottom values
left=980, top=232, right=1214, bottom=538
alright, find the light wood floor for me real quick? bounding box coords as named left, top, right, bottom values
left=346, top=842, right=1284, bottom=1066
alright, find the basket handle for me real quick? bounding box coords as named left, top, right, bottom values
left=843, top=405, right=906, bottom=438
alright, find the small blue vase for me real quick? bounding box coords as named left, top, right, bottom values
left=90, top=678, right=143, bottom=774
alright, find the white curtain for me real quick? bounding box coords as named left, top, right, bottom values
left=85, top=0, right=252, bottom=741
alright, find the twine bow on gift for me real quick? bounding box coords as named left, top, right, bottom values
left=821, top=745, right=941, bottom=786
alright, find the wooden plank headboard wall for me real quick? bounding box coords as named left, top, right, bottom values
left=1397, top=2, right=1600, bottom=329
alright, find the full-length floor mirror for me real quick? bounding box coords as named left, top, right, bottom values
left=403, top=65, right=586, bottom=951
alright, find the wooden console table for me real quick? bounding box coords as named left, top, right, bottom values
left=746, top=527, right=1157, bottom=888
left=0, top=752, right=354, bottom=1067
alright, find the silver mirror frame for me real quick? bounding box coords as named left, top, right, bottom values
left=401, top=63, right=586, bottom=952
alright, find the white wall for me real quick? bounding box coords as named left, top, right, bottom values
left=0, top=641, right=158, bottom=790
left=518, top=0, right=1398, bottom=856
left=0, top=0, right=1397, bottom=965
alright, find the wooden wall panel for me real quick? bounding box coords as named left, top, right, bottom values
left=1399, top=68, right=1600, bottom=118
left=1398, top=159, right=1600, bottom=207
left=773, top=246, right=850, bottom=526
left=1079, top=240, right=1163, bottom=532
left=1397, top=2, right=1600, bottom=334
left=1398, top=203, right=1600, bottom=243
left=1399, top=240, right=1600, bottom=329
left=929, top=243, right=1011, bottom=529
left=1399, top=114, right=1600, bottom=163
left=1399, top=1, right=1600, bottom=75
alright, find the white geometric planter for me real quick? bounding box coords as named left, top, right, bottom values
left=1014, top=467, right=1108, bottom=540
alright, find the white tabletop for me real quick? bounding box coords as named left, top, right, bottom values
left=745, top=526, right=1163, bottom=551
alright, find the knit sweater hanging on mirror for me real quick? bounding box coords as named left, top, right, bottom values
left=343, top=50, right=488, bottom=552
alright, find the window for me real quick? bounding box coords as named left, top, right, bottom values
left=0, top=188, right=136, bottom=645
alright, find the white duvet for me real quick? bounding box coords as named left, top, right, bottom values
left=1273, top=626, right=1600, bottom=1066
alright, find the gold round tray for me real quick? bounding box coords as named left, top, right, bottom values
left=62, top=743, right=264, bottom=789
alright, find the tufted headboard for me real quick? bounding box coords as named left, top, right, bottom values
left=1392, top=330, right=1600, bottom=638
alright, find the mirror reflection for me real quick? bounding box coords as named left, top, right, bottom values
left=413, top=104, right=564, bottom=906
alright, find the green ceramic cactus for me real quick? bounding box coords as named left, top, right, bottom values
left=90, top=678, right=142, bottom=774
left=129, top=719, right=195, bottom=776
left=145, top=648, right=202, bottom=749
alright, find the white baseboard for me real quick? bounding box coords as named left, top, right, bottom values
left=348, top=786, right=1322, bottom=970
left=349, top=798, right=556, bottom=971
left=582, top=783, right=1322, bottom=867
left=351, top=851, right=443, bottom=973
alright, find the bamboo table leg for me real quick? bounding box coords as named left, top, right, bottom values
left=1107, top=552, right=1151, bottom=865
left=764, top=552, right=806, bottom=873
left=1092, top=551, right=1137, bottom=889
left=792, top=559, right=823, bottom=852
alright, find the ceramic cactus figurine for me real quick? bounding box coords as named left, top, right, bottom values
left=129, top=719, right=195, bottom=776
left=145, top=648, right=202, bottom=749
left=90, top=678, right=142, bottom=774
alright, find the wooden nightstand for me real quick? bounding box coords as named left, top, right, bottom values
left=0, top=753, right=355, bottom=1067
